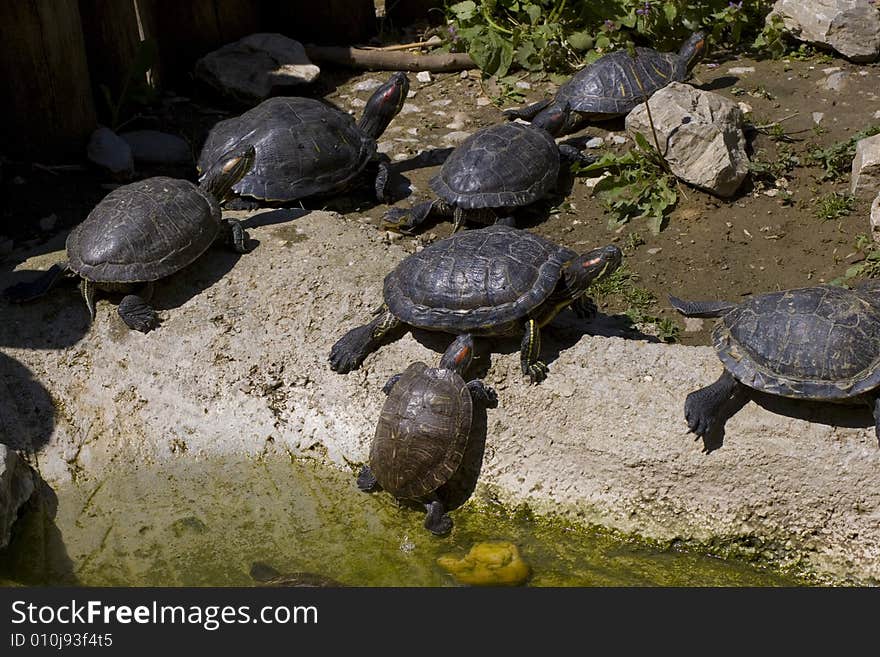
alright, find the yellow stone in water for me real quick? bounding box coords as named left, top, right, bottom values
left=437, top=541, right=531, bottom=586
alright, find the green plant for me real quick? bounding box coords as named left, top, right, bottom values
left=807, top=126, right=880, bottom=180
left=748, top=145, right=799, bottom=189
left=752, top=11, right=786, bottom=58
left=100, top=38, right=159, bottom=130
left=813, top=192, right=856, bottom=221
left=831, top=234, right=880, bottom=285
left=576, top=132, right=677, bottom=234
left=588, top=265, right=679, bottom=341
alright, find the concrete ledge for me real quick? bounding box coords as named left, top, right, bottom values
left=2, top=210, right=879, bottom=584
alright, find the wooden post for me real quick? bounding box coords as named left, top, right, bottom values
left=150, top=0, right=262, bottom=87
left=263, top=0, right=377, bottom=45
left=0, top=0, right=97, bottom=161
left=79, top=0, right=160, bottom=125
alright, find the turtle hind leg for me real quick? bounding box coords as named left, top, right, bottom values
left=221, top=217, right=250, bottom=253
left=684, top=370, right=745, bottom=440
left=329, top=308, right=402, bottom=373
left=356, top=465, right=379, bottom=492
left=4, top=261, right=71, bottom=303
left=466, top=380, right=498, bottom=408
left=669, top=295, right=737, bottom=318
left=502, top=98, right=552, bottom=122
left=423, top=499, right=452, bottom=535
left=224, top=197, right=261, bottom=211
left=117, top=282, right=159, bottom=333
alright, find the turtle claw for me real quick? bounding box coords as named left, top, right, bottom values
left=329, top=324, right=374, bottom=373
left=424, top=501, right=453, bottom=536
left=524, top=361, right=549, bottom=384
left=684, top=391, right=714, bottom=439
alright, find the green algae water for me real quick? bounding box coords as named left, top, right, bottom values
left=0, top=456, right=806, bottom=587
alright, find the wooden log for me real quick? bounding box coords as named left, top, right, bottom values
left=0, top=0, right=97, bottom=160
left=150, top=0, right=261, bottom=87
left=79, top=0, right=160, bottom=124
left=305, top=45, right=475, bottom=71
left=263, top=0, right=376, bottom=45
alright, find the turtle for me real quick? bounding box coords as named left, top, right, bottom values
left=504, top=32, right=707, bottom=134
left=196, top=72, right=409, bottom=208
left=669, top=281, right=880, bottom=445
left=3, top=146, right=256, bottom=332
left=381, top=102, right=593, bottom=234
left=329, top=224, right=622, bottom=383
left=357, top=334, right=497, bottom=535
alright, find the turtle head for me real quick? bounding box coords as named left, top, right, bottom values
left=198, top=144, right=256, bottom=202
left=564, top=244, right=623, bottom=294
left=358, top=71, right=410, bottom=140
left=439, top=334, right=475, bottom=375
left=530, top=101, right=571, bottom=137
left=679, top=32, right=707, bottom=74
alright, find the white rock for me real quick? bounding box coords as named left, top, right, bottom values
left=738, top=102, right=753, bottom=115
left=812, top=112, right=825, bottom=124
left=871, top=192, right=880, bottom=243
left=442, top=131, right=472, bottom=145
left=194, top=33, right=320, bottom=103
left=585, top=137, right=605, bottom=149
left=354, top=78, right=383, bottom=92
left=769, top=0, right=880, bottom=62
left=515, top=81, right=532, bottom=89
left=611, top=135, right=627, bottom=145
left=727, top=66, right=756, bottom=74
left=819, top=71, right=849, bottom=91
left=851, top=133, right=880, bottom=199
left=445, top=112, right=468, bottom=130
left=626, top=82, right=749, bottom=198
left=476, top=97, right=492, bottom=107
left=349, top=98, right=367, bottom=109
left=87, top=126, right=134, bottom=177
left=400, top=104, right=421, bottom=114
left=416, top=71, right=432, bottom=83
left=431, top=99, right=453, bottom=107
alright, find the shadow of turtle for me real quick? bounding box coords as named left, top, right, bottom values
left=439, top=388, right=492, bottom=513
left=696, top=75, right=740, bottom=92
left=697, top=387, right=875, bottom=453
left=0, top=352, right=55, bottom=453
left=0, top=480, right=78, bottom=585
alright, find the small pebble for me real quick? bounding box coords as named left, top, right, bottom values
left=812, top=112, right=824, bottom=124
left=443, top=131, right=472, bottom=145
left=683, top=317, right=704, bottom=332
left=406, top=90, right=417, bottom=99
left=400, top=103, right=421, bottom=114
left=459, top=70, right=469, bottom=79
left=416, top=71, right=432, bottom=83
left=728, top=66, right=755, bottom=74
left=585, top=137, right=604, bottom=148
left=611, top=135, right=627, bottom=145
left=646, top=247, right=662, bottom=255
left=476, top=97, right=491, bottom=107
left=349, top=98, right=366, bottom=108
left=515, top=81, right=531, bottom=89
left=354, top=78, right=383, bottom=92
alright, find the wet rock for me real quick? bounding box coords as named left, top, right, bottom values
left=0, top=446, right=37, bottom=550
left=194, top=33, right=320, bottom=104
left=119, top=131, right=192, bottom=165
left=626, top=82, right=749, bottom=198
left=850, top=133, right=880, bottom=199
left=769, top=0, right=880, bottom=62
left=87, top=126, right=134, bottom=177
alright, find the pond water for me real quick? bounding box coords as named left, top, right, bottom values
left=0, top=456, right=806, bottom=587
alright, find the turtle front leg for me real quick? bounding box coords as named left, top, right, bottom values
left=520, top=318, right=548, bottom=383
left=423, top=498, right=453, bottom=536
left=872, top=395, right=880, bottom=447
left=382, top=200, right=446, bottom=234
left=684, top=370, right=745, bottom=440
left=4, top=261, right=71, bottom=303
left=374, top=157, right=392, bottom=204
left=118, top=282, right=160, bottom=333
left=466, top=380, right=498, bottom=408
left=329, top=307, right=402, bottom=373
left=221, top=217, right=250, bottom=253
left=558, top=143, right=596, bottom=167
left=356, top=465, right=379, bottom=492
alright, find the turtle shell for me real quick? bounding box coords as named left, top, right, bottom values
left=714, top=286, right=880, bottom=400
left=197, top=97, right=375, bottom=202
left=384, top=224, right=575, bottom=334
left=68, top=177, right=220, bottom=283
left=430, top=122, right=559, bottom=209
left=370, top=362, right=472, bottom=499
left=557, top=47, right=685, bottom=119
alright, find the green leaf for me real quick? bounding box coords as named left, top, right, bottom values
left=567, top=30, right=593, bottom=52
left=515, top=40, right=540, bottom=70
left=664, top=3, right=677, bottom=24
left=525, top=3, right=542, bottom=25
left=633, top=132, right=652, bottom=152
left=450, top=1, right=477, bottom=21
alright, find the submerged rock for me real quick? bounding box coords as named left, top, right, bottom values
left=626, top=82, right=749, bottom=198
left=437, top=541, right=531, bottom=586
left=195, top=33, right=320, bottom=104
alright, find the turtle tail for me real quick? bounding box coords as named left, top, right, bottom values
left=668, top=295, right=737, bottom=318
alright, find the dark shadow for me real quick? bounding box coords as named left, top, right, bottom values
left=390, top=147, right=455, bottom=174
left=0, top=479, right=78, bottom=585
left=696, top=387, right=874, bottom=453
left=0, top=352, right=55, bottom=453
left=695, top=75, right=740, bottom=92
left=148, top=243, right=246, bottom=313
left=240, top=208, right=309, bottom=228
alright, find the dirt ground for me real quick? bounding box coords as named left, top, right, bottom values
left=3, top=46, right=879, bottom=349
